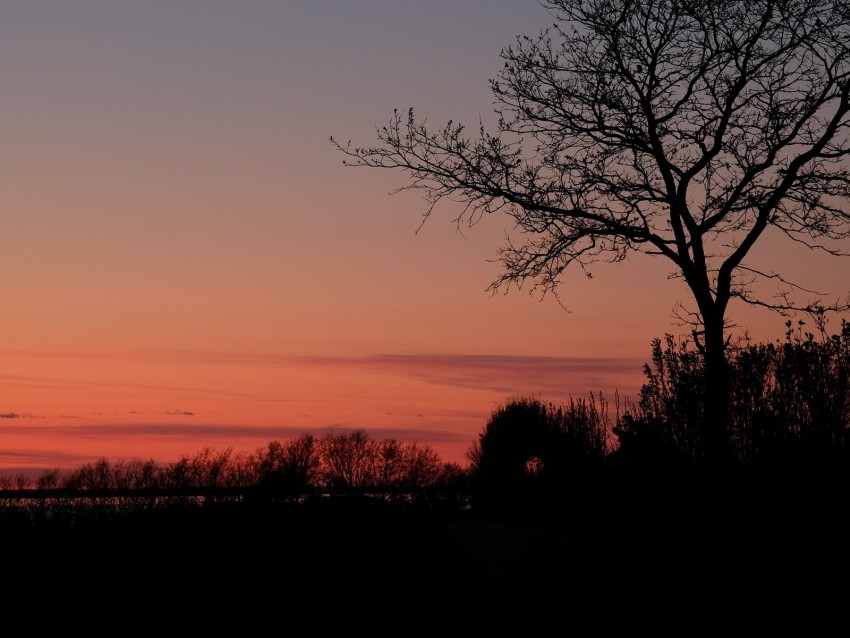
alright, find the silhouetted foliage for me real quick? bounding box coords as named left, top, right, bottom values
left=468, top=395, right=611, bottom=515
left=614, top=320, right=850, bottom=477
left=611, top=336, right=707, bottom=469
left=36, top=468, right=61, bottom=490
left=319, top=428, right=376, bottom=492
left=251, top=435, right=320, bottom=500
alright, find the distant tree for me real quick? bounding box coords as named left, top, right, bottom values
left=372, top=439, right=444, bottom=494
left=222, top=450, right=255, bottom=491
left=161, top=455, right=193, bottom=491
left=333, top=0, right=850, bottom=465
left=103, top=458, right=164, bottom=492
left=129, top=459, right=163, bottom=491
left=316, top=430, right=447, bottom=497
left=63, top=458, right=114, bottom=491
left=397, top=443, right=444, bottom=492
left=151, top=448, right=231, bottom=496
left=188, top=447, right=234, bottom=491
left=282, top=433, right=320, bottom=490
left=251, top=435, right=320, bottom=498
left=14, top=473, right=29, bottom=490
left=319, top=429, right=377, bottom=492
left=35, top=468, right=61, bottom=490
left=373, top=438, right=408, bottom=490
left=251, top=440, right=286, bottom=483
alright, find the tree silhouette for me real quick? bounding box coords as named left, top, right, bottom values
left=468, top=395, right=610, bottom=513
left=251, top=435, right=320, bottom=499
left=36, top=468, right=61, bottom=490
left=332, top=0, right=850, bottom=465
left=319, top=429, right=377, bottom=492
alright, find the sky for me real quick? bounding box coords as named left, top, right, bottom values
left=2, top=1, right=848, bottom=476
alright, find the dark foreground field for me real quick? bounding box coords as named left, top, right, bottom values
left=3, top=476, right=848, bottom=636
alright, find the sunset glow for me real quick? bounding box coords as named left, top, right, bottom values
left=2, top=1, right=848, bottom=477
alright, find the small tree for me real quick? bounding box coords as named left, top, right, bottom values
left=35, top=468, right=61, bottom=491
left=468, top=395, right=610, bottom=511
left=333, top=0, right=850, bottom=465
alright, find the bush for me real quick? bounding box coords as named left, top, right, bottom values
left=467, top=395, right=612, bottom=514
left=614, top=320, right=850, bottom=475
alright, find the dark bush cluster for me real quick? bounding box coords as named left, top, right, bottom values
left=460, top=320, right=850, bottom=520
left=614, top=320, right=850, bottom=476
left=466, top=394, right=611, bottom=513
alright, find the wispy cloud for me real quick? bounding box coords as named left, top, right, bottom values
left=0, top=411, right=46, bottom=419
left=0, top=422, right=467, bottom=442
left=290, top=353, right=645, bottom=397
left=0, top=448, right=104, bottom=471
left=0, top=348, right=645, bottom=398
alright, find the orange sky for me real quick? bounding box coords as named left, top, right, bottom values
left=2, top=1, right=848, bottom=476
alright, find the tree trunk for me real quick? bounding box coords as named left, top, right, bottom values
left=701, top=312, right=732, bottom=467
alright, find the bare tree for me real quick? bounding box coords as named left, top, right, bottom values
left=373, top=438, right=408, bottom=491
left=35, top=468, right=61, bottom=490
left=282, top=433, right=320, bottom=490
left=319, top=429, right=377, bottom=492
left=14, top=473, right=30, bottom=490
left=251, top=435, right=320, bottom=496
left=333, top=0, right=850, bottom=464
left=63, top=457, right=115, bottom=491
left=397, top=443, right=444, bottom=492
left=372, top=439, right=444, bottom=496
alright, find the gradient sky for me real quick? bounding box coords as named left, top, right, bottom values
left=2, top=1, right=848, bottom=475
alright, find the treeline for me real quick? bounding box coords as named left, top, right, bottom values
left=0, top=429, right=468, bottom=508
left=2, top=320, right=848, bottom=523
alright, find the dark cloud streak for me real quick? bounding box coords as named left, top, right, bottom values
left=291, top=353, right=645, bottom=396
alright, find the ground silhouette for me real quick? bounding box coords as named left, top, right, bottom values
left=3, top=468, right=847, bottom=635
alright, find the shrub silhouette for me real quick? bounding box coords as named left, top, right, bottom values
left=611, top=336, right=706, bottom=471
left=614, top=320, right=850, bottom=478
left=468, top=395, right=611, bottom=514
